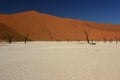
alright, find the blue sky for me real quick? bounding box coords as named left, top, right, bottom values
left=0, top=0, right=120, bottom=24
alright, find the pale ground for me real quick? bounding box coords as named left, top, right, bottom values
left=0, top=41, right=120, bottom=80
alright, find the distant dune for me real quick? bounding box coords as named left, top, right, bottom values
left=0, top=10, right=120, bottom=41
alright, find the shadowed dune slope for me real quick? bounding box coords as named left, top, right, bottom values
left=0, top=10, right=120, bottom=41
left=0, top=23, right=31, bottom=41
left=0, top=23, right=23, bottom=41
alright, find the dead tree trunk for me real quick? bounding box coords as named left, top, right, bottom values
left=103, top=37, right=106, bottom=43
left=84, top=31, right=89, bottom=44
left=7, top=34, right=13, bottom=44
left=115, top=37, right=118, bottom=44
left=24, top=34, right=29, bottom=44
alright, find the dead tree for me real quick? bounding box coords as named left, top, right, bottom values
left=115, top=37, right=119, bottom=44
left=109, top=39, right=113, bottom=43
left=84, top=31, right=89, bottom=44
left=118, top=37, right=120, bottom=42
left=24, top=34, right=29, bottom=44
left=6, top=33, right=14, bottom=44
left=103, top=37, right=106, bottom=43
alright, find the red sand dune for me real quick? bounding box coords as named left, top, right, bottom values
left=0, top=22, right=25, bottom=41
left=0, top=10, right=120, bottom=41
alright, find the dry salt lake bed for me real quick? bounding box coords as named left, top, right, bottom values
left=0, top=41, right=120, bottom=80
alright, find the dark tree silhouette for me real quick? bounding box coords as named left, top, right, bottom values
left=24, top=34, right=29, bottom=44
left=84, top=31, right=89, bottom=44
left=103, top=37, right=106, bottom=43
left=118, top=37, right=120, bottom=42
left=6, top=33, right=14, bottom=44
left=115, top=37, right=119, bottom=44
